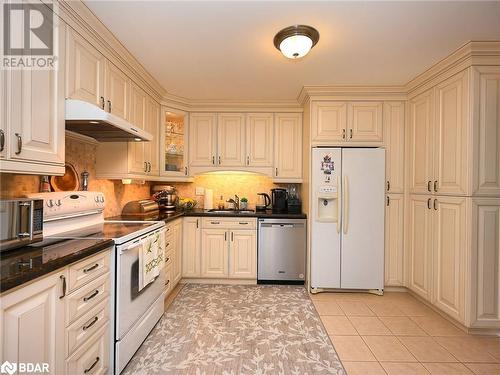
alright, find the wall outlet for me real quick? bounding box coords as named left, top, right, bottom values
left=195, top=187, right=205, bottom=196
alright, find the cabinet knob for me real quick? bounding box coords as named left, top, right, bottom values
left=349, top=129, right=353, bottom=139
left=14, top=133, right=22, bottom=155
left=433, top=199, right=438, bottom=210
left=144, top=162, right=148, bottom=172
left=275, top=168, right=278, bottom=177
left=342, top=129, right=346, bottom=140
left=427, top=198, right=431, bottom=210
left=386, top=196, right=390, bottom=206
left=434, top=180, right=438, bottom=192
left=212, top=156, right=215, bottom=165
left=386, top=181, right=390, bottom=191
left=0, top=129, right=4, bottom=152
left=247, top=156, right=250, bottom=165
left=107, top=100, right=112, bottom=113
left=185, top=166, right=188, bottom=176
left=427, top=181, right=432, bottom=192
left=218, top=156, right=221, bottom=165
left=100, top=96, right=105, bottom=110
left=59, top=275, right=66, bottom=299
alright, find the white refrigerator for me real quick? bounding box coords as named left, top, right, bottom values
left=310, top=147, right=385, bottom=291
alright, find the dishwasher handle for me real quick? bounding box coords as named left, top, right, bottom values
left=260, top=223, right=304, bottom=228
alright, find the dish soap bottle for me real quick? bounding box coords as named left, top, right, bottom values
left=218, top=195, right=225, bottom=210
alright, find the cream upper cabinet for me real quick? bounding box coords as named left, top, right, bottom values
left=182, top=217, right=202, bottom=278
left=217, top=113, right=246, bottom=167
left=128, top=83, right=147, bottom=174
left=104, top=61, right=130, bottom=120
left=66, top=27, right=105, bottom=108
left=274, top=113, right=302, bottom=181
left=474, top=67, right=500, bottom=196
left=434, top=70, right=470, bottom=196
left=385, top=194, right=405, bottom=287
left=144, top=96, right=160, bottom=175
left=384, top=102, right=405, bottom=193
left=0, top=270, right=66, bottom=374
left=229, top=230, right=257, bottom=279
left=408, top=195, right=433, bottom=301
left=201, top=229, right=229, bottom=278
left=409, top=89, right=434, bottom=195
left=347, top=102, right=383, bottom=143
left=432, top=196, right=467, bottom=323
left=189, top=113, right=217, bottom=167
left=311, top=101, right=347, bottom=143
left=246, top=113, right=274, bottom=167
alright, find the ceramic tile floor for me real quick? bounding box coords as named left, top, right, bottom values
left=311, top=291, right=500, bottom=375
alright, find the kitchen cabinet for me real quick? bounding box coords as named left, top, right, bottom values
left=229, top=230, right=257, bottom=279
left=246, top=113, right=274, bottom=168
left=161, top=109, right=189, bottom=178
left=172, top=219, right=183, bottom=286
left=217, top=113, right=246, bottom=167
left=347, top=102, right=384, bottom=143
left=1, top=25, right=65, bottom=175
left=201, top=229, right=229, bottom=278
left=432, top=196, right=466, bottom=323
left=408, top=195, right=434, bottom=301
left=189, top=113, right=218, bottom=167
left=311, top=101, right=347, bottom=143
left=144, top=96, right=160, bottom=175
left=66, top=27, right=105, bottom=108
left=385, top=194, right=404, bottom=287
left=128, top=83, right=147, bottom=174
left=274, top=113, right=303, bottom=181
left=182, top=217, right=202, bottom=278
left=0, top=71, right=6, bottom=159
left=384, top=102, right=405, bottom=193
left=104, top=60, right=130, bottom=120
left=0, top=270, right=66, bottom=374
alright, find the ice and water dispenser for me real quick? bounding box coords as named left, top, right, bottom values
left=315, top=153, right=341, bottom=232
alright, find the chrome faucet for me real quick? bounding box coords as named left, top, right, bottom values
left=226, top=195, right=240, bottom=211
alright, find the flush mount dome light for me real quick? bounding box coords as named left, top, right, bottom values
left=273, top=25, right=319, bottom=59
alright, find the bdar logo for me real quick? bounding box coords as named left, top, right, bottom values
left=0, top=361, right=17, bottom=375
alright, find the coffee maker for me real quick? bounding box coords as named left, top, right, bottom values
left=271, top=188, right=288, bottom=213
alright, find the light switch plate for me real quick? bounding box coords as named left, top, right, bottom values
left=195, top=187, right=205, bottom=196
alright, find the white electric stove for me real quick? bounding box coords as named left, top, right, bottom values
left=27, top=191, right=166, bottom=374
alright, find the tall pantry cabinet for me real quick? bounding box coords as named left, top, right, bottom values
left=407, top=65, right=500, bottom=329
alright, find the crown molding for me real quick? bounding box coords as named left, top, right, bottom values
left=298, top=85, right=407, bottom=105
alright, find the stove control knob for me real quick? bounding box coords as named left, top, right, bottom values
left=55, top=199, right=62, bottom=207
left=47, top=199, right=54, bottom=208
left=99, top=196, right=104, bottom=203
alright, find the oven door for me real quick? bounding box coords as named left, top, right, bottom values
left=116, top=231, right=165, bottom=340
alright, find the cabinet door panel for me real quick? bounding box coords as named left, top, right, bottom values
left=201, top=229, right=228, bottom=278
left=66, top=27, right=104, bottom=107
left=347, top=102, right=383, bottom=143
left=144, top=97, right=160, bottom=175
left=274, top=113, right=302, bottom=180
left=311, top=101, right=347, bottom=143
left=435, top=70, right=469, bottom=195
left=229, top=230, right=256, bottom=279
left=433, top=196, right=466, bottom=323
left=128, top=84, right=147, bottom=174
left=105, top=61, right=130, bottom=120
left=409, top=90, right=434, bottom=194
left=217, top=114, right=246, bottom=167
left=246, top=113, right=273, bottom=167
left=384, top=102, right=405, bottom=193
left=385, top=194, right=405, bottom=287
left=0, top=270, right=65, bottom=374
left=1, top=71, right=6, bottom=159
left=173, top=220, right=183, bottom=284
left=189, top=113, right=217, bottom=167
left=475, top=67, right=500, bottom=196
left=182, top=218, right=201, bottom=277
left=408, top=195, right=433, bottom=301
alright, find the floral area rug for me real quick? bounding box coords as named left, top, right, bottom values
left=122, top=284, right=345, bottom=375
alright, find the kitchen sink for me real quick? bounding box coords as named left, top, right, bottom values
left=207, top=209, right=255, bottom=214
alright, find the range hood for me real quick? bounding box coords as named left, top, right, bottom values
left=65, top=99, right=153, bottom=142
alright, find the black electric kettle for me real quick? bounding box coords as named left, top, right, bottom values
left=271, top=188, right=288, bottom=213
left=256, top=193, right=271, bottom=211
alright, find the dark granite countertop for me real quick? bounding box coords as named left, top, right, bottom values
left=108, top=209, right=306, bottom=224
left=0, top=238, right=114, bottom=294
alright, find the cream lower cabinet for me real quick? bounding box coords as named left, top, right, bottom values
left=172, top=219, right=183, bottom=285
left=385, top=194, right=404, bottom=287
left=229, top=230, right=257, bottom=279
left=408, top=195, right=467, bottom=324
left=182, top=217, right=202, bottom=278
left=201, top=229, right=229, bottom=278
left=0, top=270, right=66, bottom=375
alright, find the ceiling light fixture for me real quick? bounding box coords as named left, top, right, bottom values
left=273, top=25, right=319, bottom=59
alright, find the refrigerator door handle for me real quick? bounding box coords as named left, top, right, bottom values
left=337, top=176, right=341, bottom=233
left=343, top=175, right=349, bottom=234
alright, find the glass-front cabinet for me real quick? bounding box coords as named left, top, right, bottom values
left=160, top=108, right=189, bottom=178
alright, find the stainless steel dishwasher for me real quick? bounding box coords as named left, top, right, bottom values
left=257, top=218, right=307, bottom=283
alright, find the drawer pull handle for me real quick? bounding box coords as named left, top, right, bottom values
left=83, top=290, right=99, bottom=302
left=84, top=357, right=100, bottom=374
left=83, top=263, right=99, bottom=273
left=59, top=275, right=66, bottom=299
left=165, top=257, right=170, bottom=263
left=82, top=316, right=98, bottom=331
left=434, top=180, right=438, bottom=192
left=427, top=198, right=431, bottom=210
left=427, top=180, right=431, bottom=192
left=165, top=280, right=170, bottom=286
left=211, top=221, right=220, bottom=225
left=14, top=133, right=22, bottom=155
left=238, top=222, right=249, bottom=225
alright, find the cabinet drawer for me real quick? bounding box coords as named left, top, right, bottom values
left=164, top=265, right=172, bottom=293
left=66, top=273, right=111, bottom=325
left=68, top=250, right=110, bottom=292
left=202, top=217, right=256, bottom=229
left=66, top=323, right=110, bottom=375
left=66, top=299, right=109, bottom=357
left=164, top=249, right=173, bottom=268
left=165, top=233, right=175, bottom=253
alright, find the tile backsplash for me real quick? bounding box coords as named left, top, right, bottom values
left=0, top=136, right=152, bottom=218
